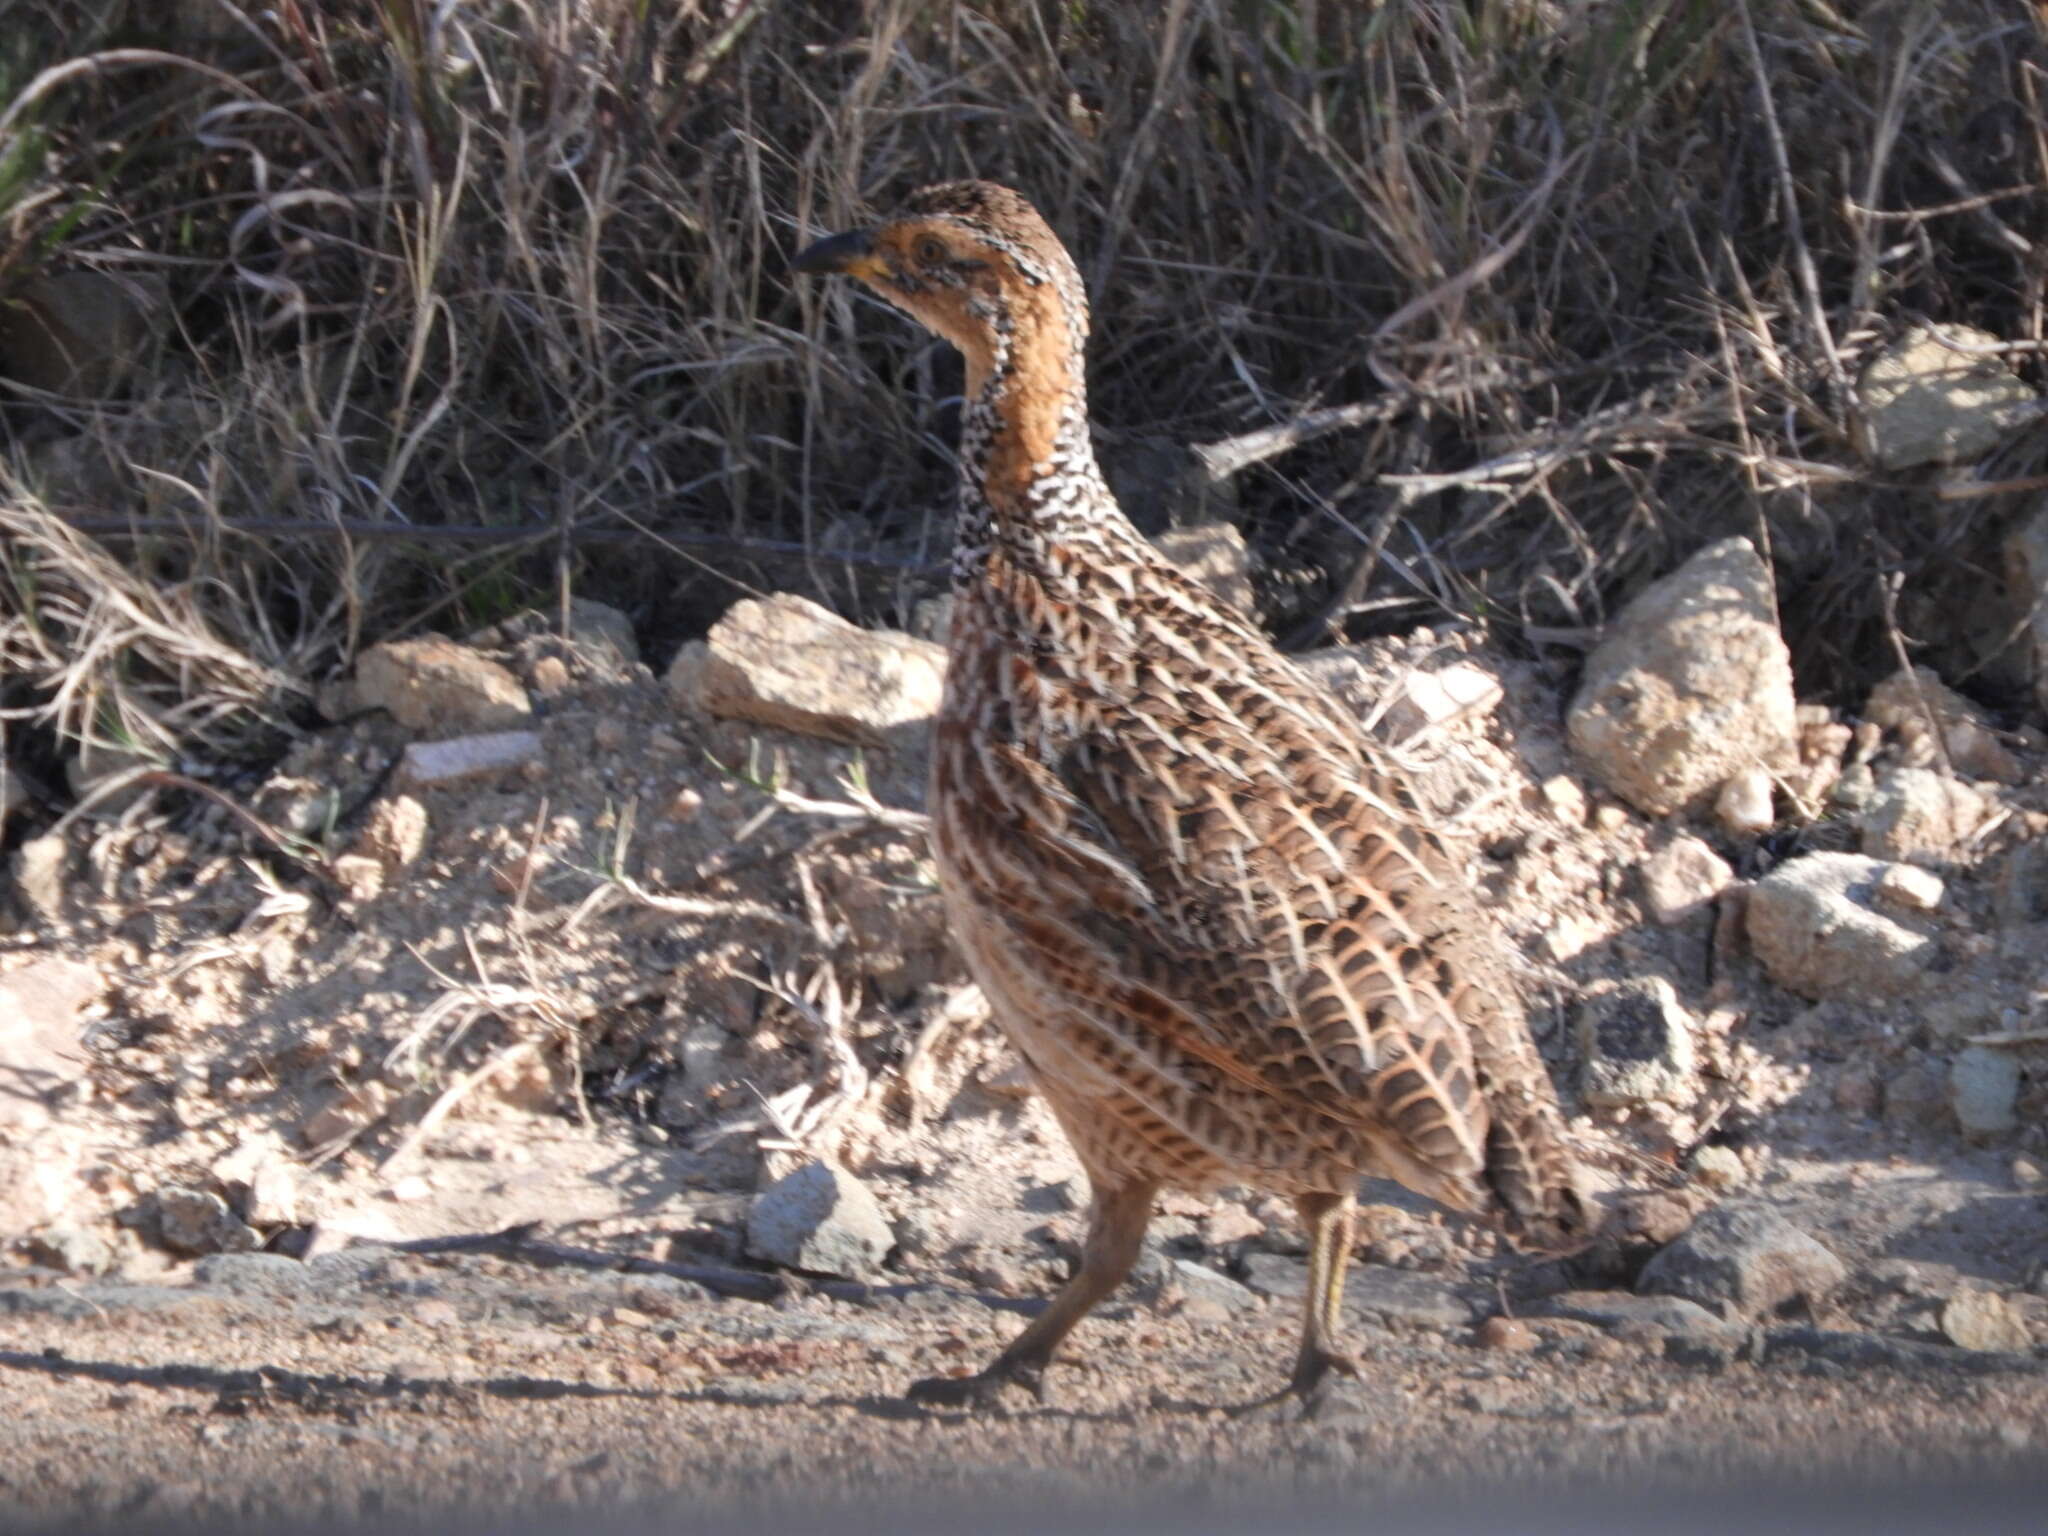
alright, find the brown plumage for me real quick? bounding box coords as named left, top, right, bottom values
left=794, top=182, right=1591, bottom=1410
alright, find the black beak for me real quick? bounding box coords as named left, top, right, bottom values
left=791, top=227, right=880, bottom=277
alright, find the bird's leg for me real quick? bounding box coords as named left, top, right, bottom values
left=1289, top=1188, right=1363, bottom=1401
left=1232, top=1188, right=1363, bottom=1418
left=908, top=1175, right=1159, bottom=1410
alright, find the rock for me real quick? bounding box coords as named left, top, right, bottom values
left=1746, top=853, right=1938, bottom=1001
left=211, top=1135, right=299, bottom=1227
left=357, top=794, right=429, bottom=870
left=1240, top=1252, right=1474, bottom=1330
left=1576, top=977, right=1698, bottom=1109
left=153, top=1187, right=262, bottom=1257
left=1169, top=1259, right=1262, bottom=1316
left=395, top=729, right=542, bottom=789
left=1536, top=774, right=1588, bottom=827
left=745, top=1159, right=894, bottom=1279
left=1866, top=668, right=2022, bottom=785
left=1386, top=664, right=1505, bottom=743
left=1859, top=767, right=1988, bottom=863
left=0, top=957, right=99, bottom=1130
left=1714, top=767, right=1775, bottom=835
left=668, top=594, right=945, bottom=746
left=1201, top=1203, right=1266, bottom=1248
left=470, top=597, right=641, bottom=667
left=1151, top=523, right=1254, bottom=614
left=191, top=1252, right=317, bottom=1298
left=0, top=270, right=167, bottom=396
left=1940, top=1290, right=2032, bottom=1353
left=353, top=635, right=533, bottom=735
left=298, top=1083, right=388, bottom=1149
left=1950, top=1045, right=2021, bottom=1138
left=1689, top=1144, right=1745, bottom=1192
left=1874, top=863, right=1945, bottom=913
left=1473, top=1315, right=1539, bottom=1353
left=10, top=832, right=69, bottom=926
left=1612, top=1192, right=1698, bottom=1249
left=1636, top=1206, right=1846, bottom=1321
left=24, top=1226, right=117, bottom=1276
left=1858, top=323, right=2040, bottom=470
left=1534, top=1289, right=1737, bottom=1339
left=330, top=854, right=385, bottom=904
left=1567, top=538, right=1797, bottom=817
left=531, top=656, right=571, bottom=697
left=1639, top=835, right=1734, bottom=924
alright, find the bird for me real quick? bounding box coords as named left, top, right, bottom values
left=793, top=182, right=1592, bottom=1411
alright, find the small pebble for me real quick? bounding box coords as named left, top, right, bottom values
left=530, top=656, right=572, bottom=697
left=1875, top=863, right=1944, bottom=913
left=1474, top=1316, right=1539, bottom=1354
left=1715, top=767, right=1775, bottom=835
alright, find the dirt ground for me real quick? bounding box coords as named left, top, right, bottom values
left=5, top=614, right=2048, bottom=1530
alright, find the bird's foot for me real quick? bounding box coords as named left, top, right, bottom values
left=1227, top=1346, right=1364, bottom=1422
left=905, top=1358, right=1045, bottom=1412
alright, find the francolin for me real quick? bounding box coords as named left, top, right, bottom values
left=794, top=182, right=1591, bottom=1411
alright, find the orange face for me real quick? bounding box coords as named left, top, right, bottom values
left=794, top=218, right=1015, bottom=393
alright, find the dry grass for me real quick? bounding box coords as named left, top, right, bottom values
left=3, top=0, right=2045, bottom=787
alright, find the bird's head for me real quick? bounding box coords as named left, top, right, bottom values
left=792, top=181, right=1087, bottom=405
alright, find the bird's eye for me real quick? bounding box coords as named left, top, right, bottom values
left=913, top=235, right=949, bottom=266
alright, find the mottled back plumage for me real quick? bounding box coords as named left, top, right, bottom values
left=794, top=181, right=1589, bottom=1408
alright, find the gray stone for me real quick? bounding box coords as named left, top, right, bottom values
left=1344, top=1264, right=1478, bottom=1330
left=191, top=1252, right=316, bottom=1297
left=1865, top=668, right=2023, bottom=785
left=1859, top=767, right=1988, bottom=863
left=1567, top=538, right=1798, bottom=817
left=1240, top=1251, right=1474, bottom=1330
left=1875, top=863, right=1945, bottom=913
left=1170, top=1259, right=1262, bottom=1316
left=1940, top=1290, right=2032, bottom=1353
left=470, top=597, right=641, bottom=667
left=353, top=635, right=533, bottom=736
left=1950, top=1045, right=2022, bottom=1138
left=1637, top=1206, right=1846, bottom=1321
left=395, top=729, right=542, bottom=789
left=745, top=1159, right=894, bottom=1279
left=1639, top=835, right=1734, bottom=925
left=1576, top=976, right=1698, bottom=1108
left=1384, top=664, right=1505, bottom=745
left=1534, top=1289, right=1736, bottom=1338
left=1714, top=766, right=1776, bottom=835
left=153, top=1187, right=261, bottom=1257
left=1858, top=324, right=2040, bottom=471
left=1746, top=853, right=1938, bottom=1001
left=668, top=594, right=944, bottom=746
